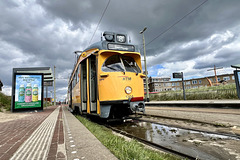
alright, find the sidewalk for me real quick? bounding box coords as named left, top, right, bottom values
left=0, top=105, right=117, bottom=160
left=62, top=106, right=118, bottom=160
left=0, top=106, right=57, bottom=160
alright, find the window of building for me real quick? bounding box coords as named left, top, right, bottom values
left=223, top=76, right=230, bottom=81
left=172, top=82, right=176, bottom=86
left=232, top=76, right=235, bottom=80
left=186, top=86, right=191, bottom=89
left=167, top=83, right=171, bottom=87
left=163, top=78, right=169, bottom=81
left=186, top=81, right=191, bottom=85
left=193, top=86, right=198, bottom=89
left=177, top=82, right=180, bottom=86
left=199, top=80, right=202, bottom=84
left=192, top=80, right=197, bottom=84
left=217, top=78, right=221, bottom=82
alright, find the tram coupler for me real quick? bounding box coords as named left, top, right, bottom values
left=129, top=101, right=145, bottom=113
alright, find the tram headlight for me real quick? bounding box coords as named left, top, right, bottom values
left=116, top=34, right=126, bottom=43
left=103, top=32, right=114, bottom=42
left=125, top=86, right=132, bottom=94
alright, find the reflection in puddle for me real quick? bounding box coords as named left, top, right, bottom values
left=114, top=121, right=238, bottom=143
left=112, top=121, right=239, bottom=160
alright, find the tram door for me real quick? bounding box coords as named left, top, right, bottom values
left=89, top=55, right=97, bottom=113
left=80, top=59, right=87, bottom=112
left=69, top=83, right=72, bottom=108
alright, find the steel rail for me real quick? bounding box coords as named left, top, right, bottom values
left=138, top=113, right=233, bottom=127
left=138, top=118, right=240, bottom=140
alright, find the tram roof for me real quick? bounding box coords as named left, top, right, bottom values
left=83, top=40, right=140, bottom=53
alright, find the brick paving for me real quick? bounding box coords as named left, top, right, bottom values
left=0, top=106, right=57, bottom=160
left=0, top=105, right=117, bottom=160
left=47, top=107, right=66, bottom=160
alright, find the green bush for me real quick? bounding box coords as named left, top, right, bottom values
left=0, top=92, right=11, bottom=111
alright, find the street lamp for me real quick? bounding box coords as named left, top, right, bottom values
left=54, top=65, right=56, bottom=106
left=140, top=27, right=149, bottom=102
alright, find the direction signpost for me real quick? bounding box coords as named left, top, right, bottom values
left=173, top=72, right=186, bottom=100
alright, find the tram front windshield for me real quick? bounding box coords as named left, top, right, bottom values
left=102, top=55, right=141, bottom=73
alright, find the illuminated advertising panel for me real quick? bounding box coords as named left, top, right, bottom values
left=12, top=73, right=43, bottom=111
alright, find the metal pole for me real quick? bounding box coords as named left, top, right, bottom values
left=234, top=70, right=240, bottom=99
left=140, top=27, right=149, bottom=102
left=54, top=66, right=56, bottom=106
left=46, top=85, right=48, bottom=108
left=181, top=72, right=186, bottom=100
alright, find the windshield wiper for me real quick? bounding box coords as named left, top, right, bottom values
left=123, top=59, right=139, bottom=75
left=119, top=56, right=126, bottom=75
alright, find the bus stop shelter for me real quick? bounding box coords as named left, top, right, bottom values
left=231, top=64, right=240, bottom=99
left=11, top=67, right=54, bottom=112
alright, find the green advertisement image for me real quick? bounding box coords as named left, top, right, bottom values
left=15, top=75, right=42, bottom=109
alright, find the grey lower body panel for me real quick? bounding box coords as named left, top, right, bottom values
left=100, top=105, right=111, bottom=118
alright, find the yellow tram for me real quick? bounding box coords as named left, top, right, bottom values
left=68, top=31, right=145, bottom=119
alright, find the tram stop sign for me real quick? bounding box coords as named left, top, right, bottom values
left=173, top=72, right=183, bottom=79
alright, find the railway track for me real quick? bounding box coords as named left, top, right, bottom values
left=138, top=113, right=229, bottom=127
left=107, top=119, right=240, bottom=160
left=139, top=118, right=240, bottom=139
left=75, top=108, right=240, bottom=160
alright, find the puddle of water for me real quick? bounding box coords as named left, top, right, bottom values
left=113, top=121, right=239, bottom=160
left=114, top=121, right=238, bottom=142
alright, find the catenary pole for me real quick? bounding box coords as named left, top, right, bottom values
left=54, top=65, right=56, bottom=106
left=140, top=27, right=149, bottom=102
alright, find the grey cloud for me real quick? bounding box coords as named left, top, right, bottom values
left=1, top=0, right=240, bottom=100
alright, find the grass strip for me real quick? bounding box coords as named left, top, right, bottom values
left=150, top=84, right=237, bottom=101
left=76, top=115, right=182, bottom=160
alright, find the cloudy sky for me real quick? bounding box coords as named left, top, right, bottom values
left=1, top=0, right=240, bottom=101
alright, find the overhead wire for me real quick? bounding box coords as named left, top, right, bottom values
left=88, top=0, right=111, bottom=46
left=146, top=0, right=208, bottom=46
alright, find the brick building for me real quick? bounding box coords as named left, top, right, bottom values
left=145, top=73, right=235, bottom=92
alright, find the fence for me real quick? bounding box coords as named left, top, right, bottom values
left=150, top=88, right=238, bottom=101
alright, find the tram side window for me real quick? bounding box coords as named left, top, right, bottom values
left=75, top=73, right=77, bottom=84
left=73, top=74, right=77, bottom=87
left=102, top=55, right=141, bottom=73
left=77, top=66, right=80, bottom=83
